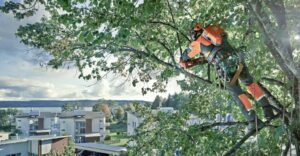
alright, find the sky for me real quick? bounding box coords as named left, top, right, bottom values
left=0, top=4, right=181, bottom=101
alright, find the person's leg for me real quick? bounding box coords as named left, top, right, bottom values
left=239, top=63, right=275, bottom=119
left=225, top=81, right=263, bottom=130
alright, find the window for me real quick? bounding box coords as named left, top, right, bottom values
left=75, top=121, right=85, bottom=134
left=17, top=126, right=21, bottom=129
left=18, top=120, right=21, bottom=122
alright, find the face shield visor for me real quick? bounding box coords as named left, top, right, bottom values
left=190, top=23, right=203, bottom=40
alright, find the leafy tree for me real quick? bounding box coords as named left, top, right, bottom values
left=124, top=103, right=135, bottom=112
left=162, top=93, right=188, bottom=109
left=1, top=0, right=300, bottom=155
left=0, top=109, right=18, bottom=132
left=93, top=103, right=111, bottom=119
left=115, top=107, right=125, bottom=120
left=151, top=95, right=163, bottom=109
left=61, top=102, right=80, bottom=112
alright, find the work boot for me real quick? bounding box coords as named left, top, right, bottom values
left=262, top=105, right=275, bottom=120
left=259, top=97, right=275, bottom=119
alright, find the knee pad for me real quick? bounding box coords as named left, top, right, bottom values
left=238, top=94, right=253, bottom=111
left=246, top=82, right=265, bottom=101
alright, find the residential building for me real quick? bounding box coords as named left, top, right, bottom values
left=15, top=111, right=59, bottom=136
left=127, top=112, right=144, bottom=136
left=59, top=111, right=106, bottom=143
left=158, top=107, right=175, bottom=113
left=15, top=111, right=106, bottom=143
left=0, top=135, right=70, bottom=156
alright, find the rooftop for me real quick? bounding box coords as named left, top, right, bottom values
left=76, top=143, right=127, bottom=155
left=16, top=111, right=104, bottom=118
left=0, top=135, right=71, bottom=145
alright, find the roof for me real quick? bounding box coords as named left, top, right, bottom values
left=75, top=133, right=101, bottom=137
left=16, top=111, right=104, bottom=118
left=76, top=143, right=127, bottom=155
left=59, top=111, right=104, bottom=118
left=28, top=135, right=71, bottom=141
left=0, top=139, right=28, bottom=145
left=0, top=135, right=71, bottom=145
left=16, top=111, right=58, bottom=118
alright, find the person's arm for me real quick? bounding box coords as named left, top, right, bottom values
left=179, top=48, right=206, bottom=69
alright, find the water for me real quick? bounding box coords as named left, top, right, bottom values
left=0, top=107, right=93, bottom=112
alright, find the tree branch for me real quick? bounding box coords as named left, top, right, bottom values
left=153, top=39, right=177, bottom=65
left=281, top=141, right=290, bottom=156
left=119, top=46, right=212, bottom=84
left=258, top=82, right=291, bottom=121
left=166, top=0, right=183, bottom=54
left=248, top=0, right=300, bottom=79
left=223, top=113, right=281, bottom=156
left=261, top=77, right=286, bottom=87
left=149, top=21, right=191, bottom=42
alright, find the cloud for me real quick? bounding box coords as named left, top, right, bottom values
left=0, top=7, right=49, bottom=65
left=0, top=77, right=57, bottom=99
left=0, top=7, right=181, bottom=102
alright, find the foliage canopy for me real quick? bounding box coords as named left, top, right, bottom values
left=1, top=0, right=300, bottom=155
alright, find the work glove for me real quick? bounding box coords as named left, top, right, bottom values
left=181, top=48, right=191, bottom=61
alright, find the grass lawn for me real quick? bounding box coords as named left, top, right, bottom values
left=104, top=121, right=128, bottom=146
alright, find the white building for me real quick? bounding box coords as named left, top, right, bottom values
left=16, top=111, right=59, bottom=136
left=59, top=111, right=106, bottom=143
left=158, top=107, right=175, bottom=113
left=15, top=111, right=106, bottom=143
left=127, top=112, right=144, bottom=136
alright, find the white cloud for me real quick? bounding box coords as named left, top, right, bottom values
left=0, top=5, right=182, bottom=102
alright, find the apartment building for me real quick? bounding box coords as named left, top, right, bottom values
left=15, top=111, right=106, bottom=143
left=59, top=111, right=106, bottom=143
left=126, top=112, right=144, bottom=136
left=16, top=111, right=59, bottom=136
left=0, top=135, right=70, bottom=156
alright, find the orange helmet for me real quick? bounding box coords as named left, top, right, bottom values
left=193, top=23, right=203, bottom=31
left=191, top=23, right=203, bottom=40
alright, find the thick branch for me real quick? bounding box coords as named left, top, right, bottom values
left=223, top=113, right=281, bottom=156
left=259, top=82, right=291, bottom=121
left=248, top=0, right=300, bottom=79
left=153, top=39, right=177, bottom=65
left=119, top=46, right=212, bottom=84
left=261, top=77, right=285, bottom=87
left=197, top=121, right=248, bottom=131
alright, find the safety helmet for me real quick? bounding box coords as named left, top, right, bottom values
left=190, top=23, right=203, bottom=40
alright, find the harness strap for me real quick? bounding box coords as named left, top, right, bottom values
left=207, top=47, right=222, bottom=63
left=229, top=63, right=244, bottom=86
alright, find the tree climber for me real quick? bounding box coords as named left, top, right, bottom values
left=179, top=23, right=275, bottom=130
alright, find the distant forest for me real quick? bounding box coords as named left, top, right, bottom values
left=0, top=99, right=149, bottom=107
